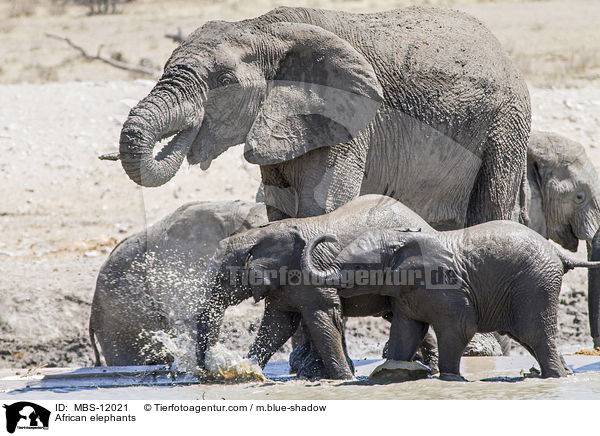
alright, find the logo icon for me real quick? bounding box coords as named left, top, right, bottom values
left=3, top=402, right=50, bottom=433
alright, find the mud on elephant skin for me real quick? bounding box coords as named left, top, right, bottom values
left=303, top=221, right=600, bottom=380
left=116, top=5, right=531, bottom=377
left=117, top=5, right=529, bottom=231
left=196, top=195, right=439, bottom=380
left=521, top=131, right=600, bottom=348
left=89, top=200, right=267, bottom=366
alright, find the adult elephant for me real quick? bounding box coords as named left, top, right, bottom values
left=525, top=131, right=600, bottom=348
left=118, top=6, right=529, bottom=226
left=117, top=6, right=530, bottom=370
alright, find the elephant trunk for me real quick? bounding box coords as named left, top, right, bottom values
left=588, top=229, right=600, bottom=347
left=196, top=241, right=254, bottom=367
left=119, top=75, right=206, bottom=187
left=301, top=234, right=341, bottom=284
left=196, top=292, right=228, bottom=367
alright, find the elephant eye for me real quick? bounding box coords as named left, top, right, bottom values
left=575, top=191, right=586, bottom=204
left=217, top=73, right=236, bottom=87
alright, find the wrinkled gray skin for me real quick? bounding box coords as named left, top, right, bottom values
left=118, top=5, right=530, bottom=374
left=92, top=130, right=600, bottom=367
left=522, top=131, right=600, bottom=348
left=197, top=195, right=435, bottom=379
left=89, top=200, right=267, bottom=366
left=118, top=6, right=529, bottom=229
left=303, top=221, right=600, bottom=380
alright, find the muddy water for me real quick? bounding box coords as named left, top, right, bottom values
left=3, top=356, right=600, bottom=400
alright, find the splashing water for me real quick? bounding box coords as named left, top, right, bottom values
left=143, top=329, right=198, bottom=373
left=204, top=344, right=266, bottom=382
left=142, top=329, right=266, bottom=382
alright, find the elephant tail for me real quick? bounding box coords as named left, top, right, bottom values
left=557, top=249, right=600, bottom=271
left=89, top=317, right=102, bottom=367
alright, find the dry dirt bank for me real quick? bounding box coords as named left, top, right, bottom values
left=1, top=0, right=599, bottom=368
left=0, top=81, right=599, bottom=367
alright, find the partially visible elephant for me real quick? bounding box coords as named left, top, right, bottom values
left=89, top=200, right=267, bottom=366
left=196, top=195, right=435, bottom=379
left=117, top=5, right=530, bottom=373
left=523, top=131, right=600, bottom=347
left=302, top=221, right=600, bottom=380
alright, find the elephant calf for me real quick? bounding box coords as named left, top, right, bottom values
left=303, top=221, right=600, bottom=380
left=89, top=200, right=267, bottom=366
left=196, top=194, right=435, bottom=379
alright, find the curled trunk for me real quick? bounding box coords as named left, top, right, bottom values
left=301, top=234, right=341, bottom=283
left=119, top=77, right=205, bottom=187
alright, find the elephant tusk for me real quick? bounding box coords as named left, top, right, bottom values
left=98, top=152, right=121, bottom=161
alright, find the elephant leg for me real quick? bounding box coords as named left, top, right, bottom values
left=298, top=302, right=353, bottom=380
left=512, top=313, right=569, bottom=377
left=289, top=321, right=311, bottom=372
left=588, top=234, right=600, bottom=348
left=523, top=336, right=569, bottom=378
left=466, top=127, right=527, bottom=226
left=381, top=315, right=438, bottom=371
left=435, top=328, right=475, bottom=381
left=295, top=334, right=355, bottom=380
left=294, top=341, right=328, bottom=380
left=262, top=145, right=368, bottom=375
left=290, top=320, right=353, bottom=375
left=263, top=141, right=367, bottom=220
left=296, top=144, right=366, bottom=217
left=415, top=330, right=439, bottom=371
left=433, top=305, right=477, bottom=381
left=511, top=327, right=569, bottom=378
left=387, top=309, right=429, bottom=361
left=248, top=302, right=300, bottom=368
left=493, top=332, right=512, bottom=355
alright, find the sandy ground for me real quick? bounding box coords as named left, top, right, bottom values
left=0, top=0, right=599, bottom=368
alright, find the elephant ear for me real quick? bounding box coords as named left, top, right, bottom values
left=246, top=228, right=304, bottom=302
left=391, top=233, right=457, bottom=285
left=244, top=22, right=383, bottom=165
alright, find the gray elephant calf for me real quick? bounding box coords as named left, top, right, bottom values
left=302, top=221, right=600, bottom=380
left=197, top=195, right=434, bottom=379
left=89, top=200, right=267, bottom=366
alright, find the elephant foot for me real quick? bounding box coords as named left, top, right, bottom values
left=439, top=373, right=468, bottom=382
left=291, top=336, right=354, bottom=379
left=294, top=344, right=354, bottom=380
left=296, top=353, right=329, bottom=380
left=289, top=339, right=312, bottom=374
left=593, top=336, right=600, bottom=349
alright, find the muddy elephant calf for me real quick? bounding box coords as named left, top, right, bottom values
left=196, top=194, right=435, bottom=379
left=303, top=221, right=600, bottom=380
left=89, top=200, right=267, bottom=366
